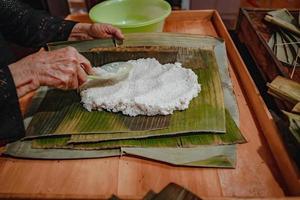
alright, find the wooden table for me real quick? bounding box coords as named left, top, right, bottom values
left=0, top=10, right=299, bottom=199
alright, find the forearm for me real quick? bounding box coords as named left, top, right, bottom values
left=0, top=0, right=77, bottom=47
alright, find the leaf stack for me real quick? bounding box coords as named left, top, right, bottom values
left=4, top=33, right=246, bottom=168
left=266, top=9, right=300, bottom=67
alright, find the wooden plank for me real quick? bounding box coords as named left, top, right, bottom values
left=218, top=65, right=285, bottom=197
left=163, top=10, right=217, bottom=36
left=0, top=11, right=290, bottom=198
left=117, top=156, right=223, bottom=198
left=0, top=157, right=120, bottom=199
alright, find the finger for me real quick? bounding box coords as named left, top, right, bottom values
left=57, top=47, right=94, bottom=75
left=44, top=67, right=72, bottom=89
left=16, top=79, right=39, bottom=98
left=17, top=85, right=35, bottom=98
left=35, top=73, right=62, bottom=88
left=91, top=23, right=124, bottom=40
left=76, top=64, right=88, bottom=86
left=76, top=53, right=94, bottom=75
left=59, top=74, right=74, bottom=90
left=53, top=74, right=70, bottom=90
left=108, top=26, right=124, bottom=40
left=56, top=61, right=84, bottom=89
left=102, top=24, right=124, bottom=40
left=68, top=69, right=78, bottom=89
left=57, top=64, right=79, bottom=89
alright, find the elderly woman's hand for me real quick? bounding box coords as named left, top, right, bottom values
left=68, top=23, right=124, bottom=41
left=8, top=47, right=93, bottom=97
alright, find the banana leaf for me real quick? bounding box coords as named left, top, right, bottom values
left=25, top=44, right=226, bottom=139
left=267, top=9, right=298, bottom=26
left=268, top=33, right=275, bottom=52
left=266, top=9, right=300, bottom=66
left=121, top=145, right=236, bottom=168
left=265, top=10, right=300, bottom=36
left=144, top=183, right=201, bottom=200
left=279, top=30, right=297, bottom=65
left=31, top=109, right=245, bottom=150
left=47, top=39, right=116, bottom=52
left=4, top=140, right=120, bottom=159
left=26, top=33, right=243, bottom=146
left=271, top=29, right=300, bottom=66
left=54, top=36, right=238, bottom=144
left=67, top=101, right=241, bottom=147
left=48, top=33, right=239, bottom=123
left=267, top=75, right=300, bottom=105
left=30, top=35, right=245, bottom=151
left=124, top=34, right=240, bottom=124
left=283, top=111, right=300, bottom=144
left=47, top=33, right=224, bottom=51
left=292, top=102, right=300, bottom=114
left=275, top=32, right=290, bottom=64
left=4, top=140, right=237, bottom=168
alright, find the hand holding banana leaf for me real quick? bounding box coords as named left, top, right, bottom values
left=8, top=47, right=94, bottom=97
left=68, top=23, right=124, bottom=41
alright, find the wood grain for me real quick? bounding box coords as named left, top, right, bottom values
left=0, top=11, right=292, bottom=199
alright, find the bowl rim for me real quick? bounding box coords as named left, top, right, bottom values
left=89, top=0, right=172, bottom=28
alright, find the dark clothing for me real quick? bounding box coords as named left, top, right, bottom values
left=0, top=0, right=76, bottom=144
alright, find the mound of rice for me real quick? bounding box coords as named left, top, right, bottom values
left=81, top=58, right=201, bottom=116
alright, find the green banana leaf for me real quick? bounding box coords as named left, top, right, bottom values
left=48, top=33, right=239, bottom=124
left=267, top=9, right=298, bottom=26
left=31, top=109, right=245, bottom=150
left=4, top=140, right=120, bottom=159
left=267, top=76, right=300, bottom=105
left=47, top=33, right=223, bottom=51
left=265, top=13, right=300, bottom=37
left=121, top=145, right=236, bottom=168
left=25, top=46, right=226, bottom=138
left=283, top=111, right=300, bottom=144
left=4, top=140, right=236, bottom=168
left=63, top=34, right=239, bottom=144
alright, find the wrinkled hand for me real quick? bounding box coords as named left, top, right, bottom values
left=68, top=23, right=124, bottom=41
left=8, top=47, right=93, bottom=97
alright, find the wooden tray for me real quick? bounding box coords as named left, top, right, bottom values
left=236, top=7, right=300, bottom=193
left=0, top=10, right=299, bottom=199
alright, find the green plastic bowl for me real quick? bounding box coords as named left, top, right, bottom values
left=89, top=0, right=171, bottom=33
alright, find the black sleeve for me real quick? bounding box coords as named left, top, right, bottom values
left=0, top=0, right=77, bottom=48
left=0, top=65, right=25, bottom=145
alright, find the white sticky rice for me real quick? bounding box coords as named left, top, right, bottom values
left=81, top=58, right=201, bottom=116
